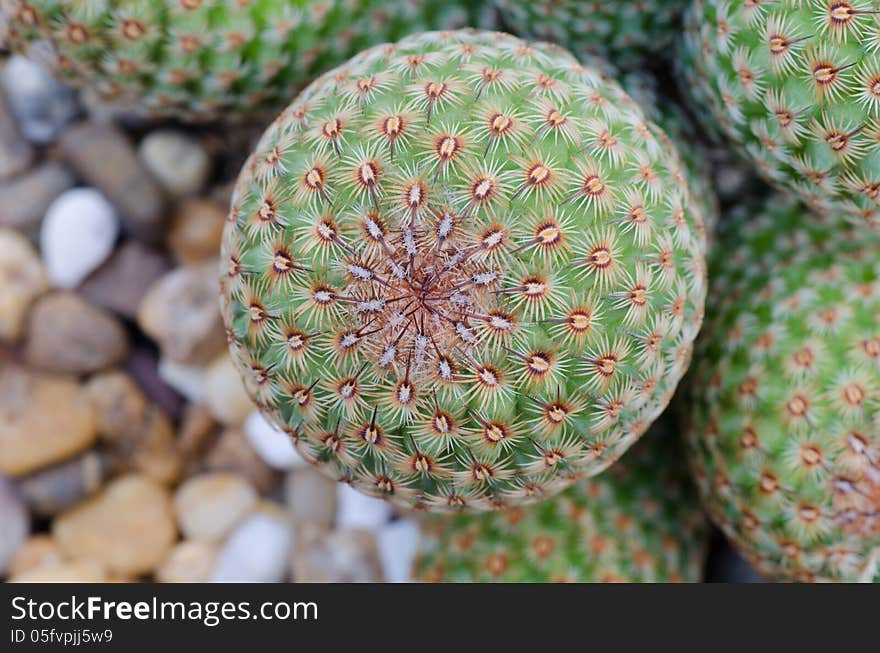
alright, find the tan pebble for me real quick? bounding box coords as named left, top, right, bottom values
left=155, top=540, right=219, bottom=583
left=173, top=472, right=257, bottom=541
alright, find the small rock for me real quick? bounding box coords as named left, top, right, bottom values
left=336, top=484, right=394, bottom=532
left=156, top=540, right=219, bottom=583
left=376, top=520, right=420, bottom=583
left=24, top=292, right=128, bottom=374
left=139, top=130, right=211, bottom=199
left=204, top=355, right=253, bottom=425
left=0, top=163, right=77, bottom=237
left=0, top=228, right=48, bottom=342
left=0, top=88, right=34, bottom=179
left=15, top=451, right=107, bottom=517
left=84, top=371, right=148, bottom=442
left=210, top=513, right=292, bottom=583
left=10, top=561, right=107, bottom=583
left=173, top=473, right=257, bottom=542
left=58, top=122, right=165, bottom=244
left=80, top=241, right=171, bottom=319
left=243, top=411, right=306, bottom=470
left=138, top=264, right=226, bottom=364
left=40, top=188, right=119, bottom=289
left=0, top=476, right=29, bottom=575
left=178, top=403, right=218, bottom=469
left=292, top=528, right=382, bottom=583
left=0, top=56, right=79, bottom=144
left=167, top=198, right=227, bottom=265
left=125, top=347, right=185, bottom=422
left=0, top=367, right=97, bottom=477
left=7, top=535, right=65, bottom=578
left=204, top=427, right=278, bottom=493
left=157, top=358, right=207, bottom=403
left=284, top=468, right=337, bottom=532
left=52, top=474, right=176, bottom=578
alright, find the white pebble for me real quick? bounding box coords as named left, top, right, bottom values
left=139, top=130, right=210, bottom=199
left=243, top=411, right=306, bottom=470
left=336, top=484, right=393, bottom=532
left=1, top=56, right=79, bottom=144
left=210, top=514, right=292, bottom=583
left=376, top=519, right=421, bottom=583
left=157, top=358, right=207, bottom=403
left=40, top=188, right=118, bottom=289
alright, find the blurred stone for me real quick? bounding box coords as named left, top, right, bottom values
left=336, top=483, right=394, bottom=532
left=0, top=163, right=76, bottom=237
left=156, top=540, right=219, bottom=583
left=0, top=228, right=48, bottom=342
left=0, top=56, right=79, bottom=144
left=138, top=264, right=225, bottom=364
left=157, top=358, right=207, bottom=403
left=243, top=411, right=305, bottom=470
left=125, top=347, right=185, bottom=422
left=81, top=241, right=171, bottom=320
left=0, top=89, right=33, bottom=179
left=167, top=199, right=226, bottom=265
left=293, top=527, right=381, bottom=583
left=24, top=292, right=128, bottom=374
left=53, top=474, right=176, bottom=578
left=15, top=451, right=107, bottom=517
left=139, top=130, right=211, bottom=199
left=173, top=472, right=257, bottom=542
left=204, top=355, right=253, bottom=426
left=0, top=367, right=97, bottom=477
left=84, top=371, right=148, bottom=442
left=211, top=513, right=292, bottom=583
left=58, top=122, right=165, bottom=244
left=178, top=403, right=218, bottom=468
left=0, top=475, right=29, bottom=575
left=284, top=468, right=336, bottom=532
left=9, top=560, right=107, bottom=583
left=40, top=188, right=119, bottom=289
left=7, top=535, right=65, bottom=578
left=376, top=519, right=420, bottom=583
left=204, top=427, right=278, bottom=493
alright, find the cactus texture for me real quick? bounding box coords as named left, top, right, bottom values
left=685, top=195, right=880, bottom=582
left=0, top=0, right=494, bottom=121
left=679, top=0, right=880, bottom=224
left=415, top=421, right=708, bottom=582
left=219, top=30, right=709, bottom=513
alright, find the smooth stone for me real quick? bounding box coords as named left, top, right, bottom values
left=167, top=198, right=227, bottom=265
left=336, top=484, right=394, bottom=532
left=292, top=527, right=382, bottom=583
left=0, top=367, right=97, bottom=477
left=0, top=88, right=34, bottom=179
left=157, top=358, right=207, bottom=403
left=15, top=451, right=107, bottom=517
left=204, top=355, right=253, bottom=426
left=0, top=476, right=30, bottom=575
left=10, top=561, right=107, bottom=583
left=58, top=122, right=165, bottom=244
left=7, top=535, right=66, bottom=578
left=40, top=188, right=119, bottom=289
left=156, top=540, right=219, bottom=583
left=0, top=56, right=79, bottom=144
left=52, top=474, right=176, bottom=577
left=243, top=411, right=306, bottom=470
left=210, top=513, right=293, bottom=583
left=125, top=347, right=185, bottom=422
left=24, top=292, right=128, bottom=374
left=0, top=228, right=48, bottom=342
left=138, top=264, right=225, bottom=365
left=173, top=473, right=257, bottom=542
left=80, top=241, right=171, bottom=320
left=139, top=130, right=211, bottom=199
left=376, top=519, right=420, bottom=583
left=177, top=403, right=218, bottom=470
left=204, top=427, right=278, bottom=494
left=0, top=163, right=76, bottom=237
left=84, top=371, right=148, bottom=442
left=284, top=468, right=337, bottom=531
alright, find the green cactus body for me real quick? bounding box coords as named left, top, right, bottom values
left=679, top=0, right=880, bottom=224
left=415, top=422, right=708, bottom=582
left=685, top=195, right=880, bottom=582
left=220, top=30, right=708, bottom=514
left=0, top=0, right=494, bottom=120
left=493, top=0, right=688, bottom=67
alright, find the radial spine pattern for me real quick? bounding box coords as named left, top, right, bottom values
left=220, top=30, right=709, bottom=514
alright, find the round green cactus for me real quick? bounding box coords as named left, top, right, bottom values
left=220, top=30, right=709, bottom=513
left=0, top=0, right=493, bottom=121
left=415, top=421, right=708, bottom=582
left=679, top=0, right=880, bottom=224
left=685, top=195, right=880, bottom=582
